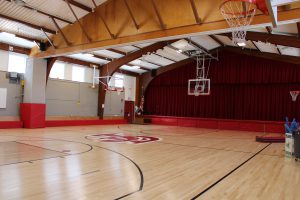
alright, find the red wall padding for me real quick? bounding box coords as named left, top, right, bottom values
left=46, top=119, right=127, bottom=127
left=20, top=103, right=46, bottom=128
left=0, top=121, right=23, bottom=129
left=145, top=51, right=300, bottom=121
left=146, top=115, right=283, bottom=133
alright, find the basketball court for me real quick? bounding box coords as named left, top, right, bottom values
left=0, top=0, right=300, bottom=199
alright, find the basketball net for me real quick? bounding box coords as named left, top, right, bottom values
left=220, top=0, right=257, bottom=46
left=290, top=91, right=300, bottom=102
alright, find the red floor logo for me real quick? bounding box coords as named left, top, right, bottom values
left=86, top=134, right=161, bottom=144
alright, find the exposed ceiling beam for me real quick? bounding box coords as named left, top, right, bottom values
left=150, top=0, right=165, bottom=30
left=126, top=63, right=151, bottom=71
left=124, top=0, right=139, bottom=30
left=0, top=42, right=30, bottom=55
left=63, top=0, right=93, bottom=12
left=190, top=0, right=201, bottom=24
left=0, top=13, right=56, bottom=34
left=139, top=59, right=162, bottom=67
left=219, top=31, right=300, bottom=48
left=57, top=56, right=100, bottom=67
left=92, top=53, right=113, bottom=62
left=251, top=41, right=260, bottom=51
left=65, top=0, right=91, bottom=42
left=209, top=35, right=224, bottom=46
left=101, top=41, right=173, bottom=77
left=99, top=14, right=115, bottom=39
left=34, top=1, right=300, bottom=58
left=4, top=0, right=72, bottom=24
left=116, top=69, right=140, bottom=77
left=132, top=44, right=176, bottom=63
left=152, top=52, right=177, bottom=62
left=224, top=46, right=300, bottom=65
left=51, top=17, right=70, bottom=46
left=108, top=48, right=127, bottom=56
left=297, top=22, right=300, bottom=38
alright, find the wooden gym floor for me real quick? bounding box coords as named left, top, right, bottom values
left=0, top=125, right=299, bottom=200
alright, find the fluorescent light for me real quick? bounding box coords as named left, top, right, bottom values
left=237, top=42, right=246, bottom=47
left=131, top=66, right=141, bottom=69
left=84, top=53, right=94, bottom=57
left=1, top=32, right=16, bottom=37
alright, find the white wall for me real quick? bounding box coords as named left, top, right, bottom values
left=0, top=50, right=8, bottom=71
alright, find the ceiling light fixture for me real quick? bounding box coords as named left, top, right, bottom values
left=1, top=32, right=16, bottom=37
left=237, top=42, right=246, bottom=47
left=131, top=66, right=141, bottom=69
left=84, top=53, right=94, bottom=57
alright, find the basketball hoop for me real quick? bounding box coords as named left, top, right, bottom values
left=290, top=91, right=300, bottom=102
left=220, top=0, right=257, bottom=46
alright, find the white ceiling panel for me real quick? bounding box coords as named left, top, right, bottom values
left=112, top=46, right=139, bottom=53
left=129, top=59, right=160, bottom=69
left=171, top=39, right=196, bottom=51
left=278, top=45, right=300, bottom=57
left=253, top=41, right=279, bottom=54
left=249, top=27, right=269, bottom=33
left=156, top=49, right=184, bottom=62
left=272, top=23, right=298, bottom=35
left=0, top=33, right=36, bottom=48
left=0, top=0, right=68, bottom=31
left=163, top=46, right=189, bottom=60
left=191, top=35, right=220, bottom=50
left=134, top=42, right=155, bottom=48
left=120, top=65, right=147, bottom=74
left=93, top=49, right=123, bottom=59
left=244, top=40, right=257, bottom=49
left=75, top=0, right=108, bottom=7
left=68, top=54, right=109, bottom=64
left=0, top=18, right=46, bottom=40
left=143, top=53, right=174, bottom=66
left=214, top=35, right=236, bottom=46
left=24, top=0, right=88, bottom=26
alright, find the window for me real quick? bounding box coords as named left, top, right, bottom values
left=8, top=53, right=27, bottom=73
left=72, top=65, right=85, bottom=82
left=49, top=62, right=65, bottom=79
left=115, top=74, right=124, bottom=88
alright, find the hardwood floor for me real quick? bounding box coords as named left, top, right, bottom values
left=0, top=125, right=298, bottom=200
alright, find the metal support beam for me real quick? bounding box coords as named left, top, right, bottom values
left=124, top=0, right=139, bottom=30
left=190, top=0, right=201, bottom=24
left=4, top=0, right=72, bottom=24
left=220, top=31, right=300, bottom=48
left=210, top=35, right=224, bottom=46
left=150, top=0, right=165, bottom=29
left=66, top=0, right=92, bottom=42
left=297, top=22, right=300, bottom=38
left=50, top=17, right=71, bottom=46
left=99, top=14, right=116, bottom=39
left=63, top=0, right=93, bottom=12
left=0, top=13, right=56, bottom=34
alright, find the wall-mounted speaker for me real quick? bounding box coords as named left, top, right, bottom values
left=39, top=42, right=46, bottom=51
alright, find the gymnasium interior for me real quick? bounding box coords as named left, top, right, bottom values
left=0, top=0, right=300, bottom=199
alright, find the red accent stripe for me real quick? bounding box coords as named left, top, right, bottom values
left=45, top=119, right=127, bottom=127
left=0, top=121, right=23, bottom=129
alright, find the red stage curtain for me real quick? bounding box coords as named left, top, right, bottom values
left=145, top=51, right=300, bottom=121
